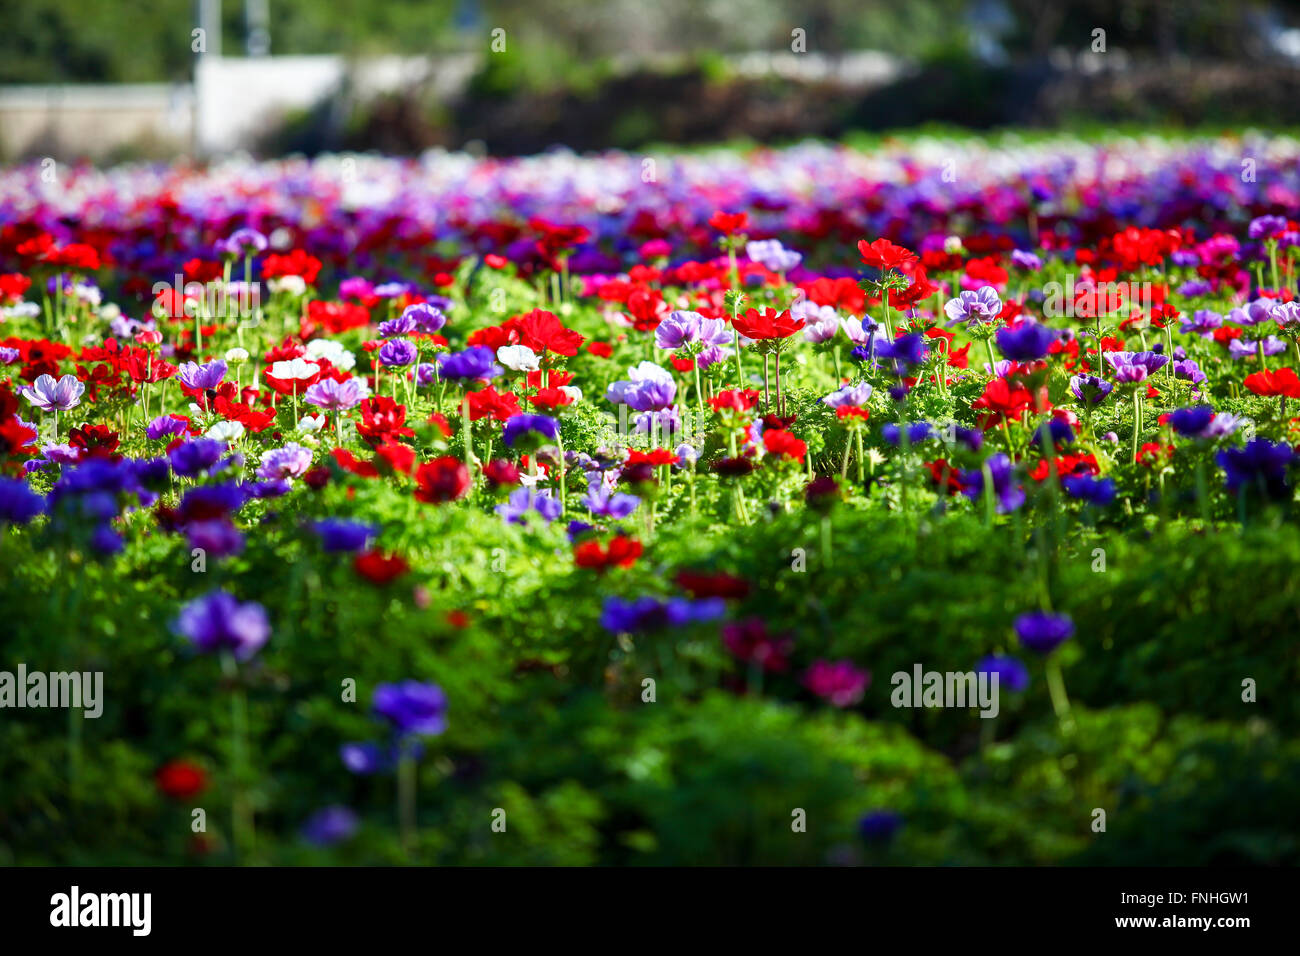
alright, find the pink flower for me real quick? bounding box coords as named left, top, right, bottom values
left=803, top=659, right=870, bottom=707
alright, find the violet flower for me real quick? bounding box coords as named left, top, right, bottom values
left=174, top=590, right=270, bottom=660
left=22, top=374, right=85, bottom=412
left=177, top=360, right=227, bottom=391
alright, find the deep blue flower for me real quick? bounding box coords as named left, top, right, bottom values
left=300, top=806, right=359, bottom=846
left=1169, top=406, right=1215, bottom=438
left=502, top=414, right=560, bottom=448
left=90, top=523, right=123, bottom=556
left=372, top=681, right=448, bottom=738
left=976, top=655, right=1030, bottom=693
left=875, top=333, right=928, bottom=371
left=1061, top=474, right=1116, bottom=506
left=1217, top=439, right=1294, bottom=499
left=312, top=518, right=378, bottom=552
left=168, top=438, right=227, bottom=478
left=947, top=425, right=983, bottom=452
left=881, top=421, right=933, bottom=445
left=186, top=519, right=244, bottom=559
left=173, top=590, right=271, bottom=660
left=566, top=519, right=595, bottom=541
left=858, top=810, right=903, bottom=844
left=996, top=321, right=1058, bottom=361
left=961, top=453, right=1025, bottom=513
left=1014, top=611, right=1074, bottom=655
left=437, top=346, right=502, bottom=381
left=599, top=595, right=726, bottom=634
left=496, top=486, right=562, bottom=524
left=128, top=456, right=172, bottom=493
left=0, top=477, right=44, bottom=524
left=340, top=742, right=387, bottom=775
left=1031, top=419, right=1075, bottom=448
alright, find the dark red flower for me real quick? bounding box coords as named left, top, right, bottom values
left=414, top=456, right=471, bottom=503
left=156, top=760, right=207, bottom=800
left=483, top=458, right=521, bottom=487
left=675, top=570, right=751, bottom=600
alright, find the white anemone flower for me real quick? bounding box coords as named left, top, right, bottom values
left=206, top=420, right=245, bottom=442
left=497, top=344, right=540, bottom=372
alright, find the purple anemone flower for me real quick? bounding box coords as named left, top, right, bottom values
left=186, top=519, right=244, bottom=559
left=147, top=415, right=191, bottom=441
left=257, top=442, right=314, bottom=481
left=22, top=374, right=85, bottom=412
left=822, top=382, right=873, bottom=408
left=975, top=655, right=1030, bottom=693
left=1179, top=309, right=1222, bottom=337
left=605, top=362, right=676, bottom=412
left=1069, top=374, right=1113, bottom=405
left=1248, top=215, right=1288, bottom=239
left=1014, top=611, right=1074, bottom=655
left=1217, top=439, right=1294, bottom=499
left=944, top=287, right=1002, bottom=326
left=581, top=482, right=640, bottom=519
left=216, top=227, right=268, bottom=258
left=311, top=517, right=377, bottom=552
left=0, top=477, right=44, bottom=524
left=1010, top=249, right=1042, bottom=271
left=300, top=806, right=359, bottom=846
left=372, top=681, right=448, bottom=738
left=496, top=486, right=562, bottom=524
left=174, top=590, right=270, bottom=660
left=599, top=595, right=726, bottom=634
left=502, top=414, right=559, bottom=448
left=438, top=346, right=502, bottom=381
left=177, top=360, right=227, bottom=391
left=996, top=321, right=1058, bottom=361
left=378, top=338, right=418, bottom=368
left=305, top=377, right=365, bottom=411
left=961, top=453, right=1024, bottom=513
left=1105, top=350, right=1169, bottom=384
left=168, top=438, right=228, bottom=478
left=655, top=311, right=703, bottom=350
left=1172, top=358, right=1206, bottom=385
left=376, top=315, right=418, bottom=338
left=402, top=302, right=446, bottom=333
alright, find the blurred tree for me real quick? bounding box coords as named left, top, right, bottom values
left=0, top=0, right=1292, bottom=85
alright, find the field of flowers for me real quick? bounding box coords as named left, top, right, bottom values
left=2, top=133, right=1299, bottom=866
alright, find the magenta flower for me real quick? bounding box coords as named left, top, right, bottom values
left=803, top=659, right=870, bottom=707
